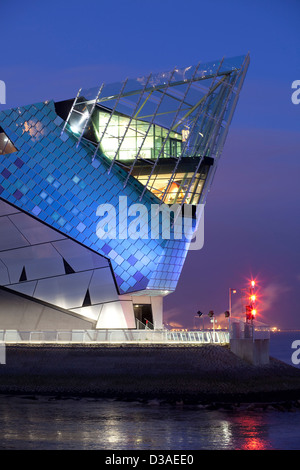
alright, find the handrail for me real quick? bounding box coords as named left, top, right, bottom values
left=0, top=329, right=229, bottom=344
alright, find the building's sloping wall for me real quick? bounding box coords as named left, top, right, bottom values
left=0, top=101, right=189, bottom=295
left=0, top=199, right=137, bottom=328
left=0, top=286, right=96, bottom=330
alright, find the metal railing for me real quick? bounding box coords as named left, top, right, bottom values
left=136, top=319, right=155, bottom=330
left=0, top=329, right=230, bottom=344
left=166, top=330, right=229, bottom=343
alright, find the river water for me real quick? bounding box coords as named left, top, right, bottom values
left=0, top=331, right=299, bottom=451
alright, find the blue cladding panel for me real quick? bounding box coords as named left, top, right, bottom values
left=0, top=101, right=190, bottom=294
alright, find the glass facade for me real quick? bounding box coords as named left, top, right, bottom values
left=94, top=109, right=182, bottom=161
left=127, top=157, right=213, bottom=205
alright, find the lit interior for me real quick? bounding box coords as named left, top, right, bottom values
left=0, top=129, right=17, bottom=155
left=93, top=108, right=183, bottom=161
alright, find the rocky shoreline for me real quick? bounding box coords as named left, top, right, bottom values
left=0, top=343, right=300, bottom=408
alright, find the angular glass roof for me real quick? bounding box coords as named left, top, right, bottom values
left=61, top=54, right=249, bottom=205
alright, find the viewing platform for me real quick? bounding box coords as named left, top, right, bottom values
left=0, top=318, right=269, bottom=346
left=0, top=328, right=229, bottom=345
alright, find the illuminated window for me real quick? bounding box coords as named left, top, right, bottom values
left=91, top=108, right=183, bottom=162
left=0, top=128, right=17, bottom=155
left=128, top=157, right=213, bottom=205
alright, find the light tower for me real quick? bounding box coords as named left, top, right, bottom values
left=246, top=280, right=257, bottom=324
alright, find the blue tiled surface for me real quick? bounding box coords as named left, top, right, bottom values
left=0, top=101, right=190, bottom=294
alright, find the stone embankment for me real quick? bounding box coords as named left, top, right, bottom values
left=0, top=344, right=300, bottom=405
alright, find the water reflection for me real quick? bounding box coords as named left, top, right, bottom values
left=243, top=438, right=269, bottom=451
left=218, top=420, right=233, bottom=448
left=0, top=396, right=299, bottom=450
left=230, top=414, right=271, bottom=450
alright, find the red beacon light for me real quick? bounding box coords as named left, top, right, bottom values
left=246, top=306, right=257, bottom=321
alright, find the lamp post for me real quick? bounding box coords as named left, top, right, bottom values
left=228, top=288, right=237, bottom=335
left=208, top=310, right=215, bottom=342
left=195, top=310, right=204, bottom=330
left=229, top=287, right=237, bottom=320
left=229, top=288, right=237, bottom=317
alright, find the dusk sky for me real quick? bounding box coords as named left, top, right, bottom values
left=1, top=0, right=299, bottom=329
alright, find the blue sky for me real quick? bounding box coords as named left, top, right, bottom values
left=1, top=0, right=300, bottom=328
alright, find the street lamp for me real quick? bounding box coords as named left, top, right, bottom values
left=229, top=288, right=237, bottom=317
left=208, top=310, right=216, bottom=342
left=228, top=288, right=237, bottom=333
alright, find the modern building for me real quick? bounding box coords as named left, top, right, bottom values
left=0, top=55, right=249, bottom=332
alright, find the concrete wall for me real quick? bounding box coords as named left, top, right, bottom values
left=230, top=338, right=270, bottom=365
left=151, top=296, right=164, bottom=329
left=0, top=287, right=95, bottom=330
left=0, top=200, right=166, bottom=331
left=0, top=287, right=164, bottom=332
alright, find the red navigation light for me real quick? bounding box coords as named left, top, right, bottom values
left=250, top=294, right=256, bottom=302
left=246, top=305, right=252, bottom=320
left=246, top=306, right=257, bottom=321
left=251, top=280, right=255, bottom=288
